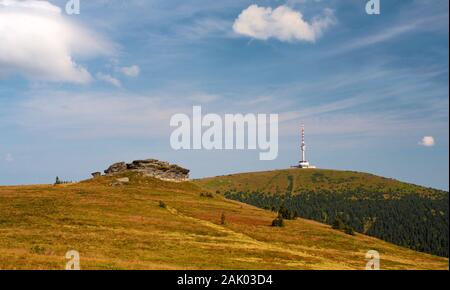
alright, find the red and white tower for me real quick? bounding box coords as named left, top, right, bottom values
left=296, top=124, right=316, bottom=169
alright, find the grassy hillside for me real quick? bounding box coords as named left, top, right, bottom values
left=0, top=172, right=447, bottom=270
left=195, top=169, right=449, bottom=257
left=195, top=169, right=445, bottom=197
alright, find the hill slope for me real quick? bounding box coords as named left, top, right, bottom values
left=0, top=172, right=447, bottom=270
left=195, top=169, right=449, bottom=258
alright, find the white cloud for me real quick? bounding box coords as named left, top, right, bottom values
left=0, top=0, right=113, bottom=83
left=331, top=14, right=449, bottom=55
left=232, top=5, right=335, bottom=43
left=120, top=65, right=140, bottom=77
left=419, top=136, right=435, bottom=147
left=96, top=73, right=121, bottom=87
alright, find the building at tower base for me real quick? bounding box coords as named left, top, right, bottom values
left=297, top=161, right=316, bottom=169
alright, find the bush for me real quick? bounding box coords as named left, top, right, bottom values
left=54, top=177, right=72, bottom=185
left=30, top=245, right=46, bottom=255
left=272, top=215, right=284, bottom=227
left=200, top=192, right=214, bottom=198
left=159, top=201, right=167, bottom=209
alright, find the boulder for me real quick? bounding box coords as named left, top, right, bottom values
left=102, top=159, right=190, bottom=182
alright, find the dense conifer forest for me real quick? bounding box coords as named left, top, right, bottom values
left=224, top=188, right=449, bottom=257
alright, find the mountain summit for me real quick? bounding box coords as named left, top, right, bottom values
left=196, top=168, right=449, bottom=257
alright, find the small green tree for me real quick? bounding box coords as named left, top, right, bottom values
left=55, top=176, right=61, bottom=185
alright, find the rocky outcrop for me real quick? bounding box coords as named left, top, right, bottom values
left=103, top=159, right=190, bottom=182
left=104, top=162, right=127, bottom=175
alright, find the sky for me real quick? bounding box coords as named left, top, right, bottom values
left=0, top=0, right=448, bottom=190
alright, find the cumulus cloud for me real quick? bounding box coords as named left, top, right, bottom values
left=419, top=136, right=435, bottom=147
left=233, top=5, right=335, bottom=43
left=120, top=65, right=140, bottom=77
left=96, top=73, right=121, bottom=87
left=0, top=0, right=113, bottom=83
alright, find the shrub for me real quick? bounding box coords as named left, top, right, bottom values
left=272, top=216, right=284, bottom=227
left=200, top=192, right=214, bottom=198
left=30, top=245, right=46, bottom=255
left=159, top=201, right=167, bottom=209
left=54, top=177, right=72, bottom=185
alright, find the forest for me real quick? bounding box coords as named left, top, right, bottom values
left=224, top=187, right=449, bottom=257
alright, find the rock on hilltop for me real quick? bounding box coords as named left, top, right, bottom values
left=99, top=159, right=190, bottom=182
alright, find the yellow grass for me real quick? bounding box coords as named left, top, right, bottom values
left=0, top=172, right=447, bottom=270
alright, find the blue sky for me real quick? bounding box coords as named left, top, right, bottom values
left=0, top=0, right=448, bottom=189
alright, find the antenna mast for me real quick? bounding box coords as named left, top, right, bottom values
left=301, top=125, right=306, bottom=162
left=293, top=124, right=316, bottom=169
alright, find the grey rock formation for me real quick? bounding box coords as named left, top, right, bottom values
left=103, top=159, right=190, bottom=182
left=104, top=162, right=127, bottom=175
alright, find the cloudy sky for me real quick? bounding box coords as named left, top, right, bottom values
left=0, top=0, right=448, bottom=189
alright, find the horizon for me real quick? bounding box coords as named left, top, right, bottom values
left=1, top=162, right=448, bottom=192
left=1, top=0, right=449, bottom=190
